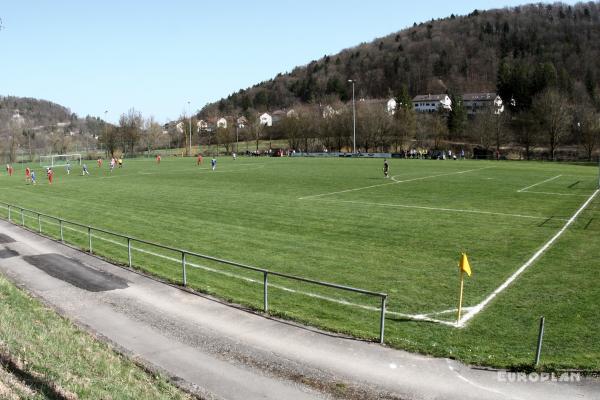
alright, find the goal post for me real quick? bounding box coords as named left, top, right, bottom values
left=39, top=154, right=82, bottom=168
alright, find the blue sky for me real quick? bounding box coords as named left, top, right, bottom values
left=0, top=1, right=579, bottom=123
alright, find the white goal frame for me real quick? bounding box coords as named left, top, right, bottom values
left=39, top=154, right=82, bottom=168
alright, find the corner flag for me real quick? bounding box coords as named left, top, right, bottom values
left=457, top=252, right=472, bottom=323
left=459, top=253, right=472, bottom=277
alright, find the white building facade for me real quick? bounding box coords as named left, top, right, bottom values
left=412, top=94, right=452, bottom=113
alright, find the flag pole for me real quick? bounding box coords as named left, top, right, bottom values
left=457, top=269, right=464, bottom=323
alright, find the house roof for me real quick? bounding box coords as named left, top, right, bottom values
left=462, top=93, right=497, bottom=101
left=412, top=94, right=448, bottom=102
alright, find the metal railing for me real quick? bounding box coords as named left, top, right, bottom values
left=0, top=201, right=388, bottom=343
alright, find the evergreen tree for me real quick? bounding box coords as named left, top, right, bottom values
left=447, top=93, right=467, bottom=139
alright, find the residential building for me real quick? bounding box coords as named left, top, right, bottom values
left=412, top=94, right=452, bottom=113
left=216, top=117, right=227, bottom=129
left=322, top=105, right=338, bottom=118
left=462, top=93, right=504, bottom=115
left=272, top=110, right=287, bottom=123
left=197, top=120, right=208, bottom=132
left=386, top=98, right=397, bottom=115
left=259, top=113, right=272, bottom=127
left=236, top=116, right=248, bottom=129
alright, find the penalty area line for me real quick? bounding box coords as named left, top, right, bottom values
left=518, top=190, right=590, bottom=197
left=517, top=174, right=561, bottom=192
left=457, top=188, right=600, bottom=328
left=313, top=198, right=560, bottom=221
left=298, top=166, right=494, bottom=200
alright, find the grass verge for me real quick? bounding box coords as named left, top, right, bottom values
left=0, top=273, right=194, bottom=399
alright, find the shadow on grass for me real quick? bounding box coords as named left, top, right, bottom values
left=386, top=315, right=444, bottom=326
left=0, top=347, right=77, bottom=400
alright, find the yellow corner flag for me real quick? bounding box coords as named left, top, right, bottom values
left=459, top=253, right=472, bottom=277
left=457, top=253, right=472, bottom=323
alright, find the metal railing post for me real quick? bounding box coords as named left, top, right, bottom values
left=88, top=227, right=92, bottom=253
left=535, top=316, right=545, bottom=366
left=127, top=238, right=132, bottom=267
left=182, top=252, right=187, bottom=286
left=8, top=205, right=11, bottom=222
left=59, top=219, right=64, bottom=242
left=38, top=214, right=41, bottom=233
left=21, top=208, right=25, bottom=226
left=379, top=295, right=387, bottom=344
left=263, top=271, right=268, bottom=312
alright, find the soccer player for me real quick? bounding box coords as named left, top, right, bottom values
left=25, top=167, right=31, bottom=183
left=156, top=154, right=161, bottom=164
left=383, top=159, right=389, bottom=179
left=30, top=170, right=36, bottom=185
left=47, top=168, right=54, bottom=184
left=196, top=154, right=202, bottom=165
left=232, top=152, right=237, bottom=161
left=118, top=158, right=123, bottom=168
left=65, top=162, right=71, bottom=175
left=110, top=158, right=116, bottom=172
left=82, top=164, right=90, bottom=176
left=8, top=164, right=13, bottom=176
left=211, top=158, right=216, bottom=171
left=97, top=158, right=103, bottom=167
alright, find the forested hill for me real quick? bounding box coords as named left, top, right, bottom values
left=0, top=96, right=72, bottom=128
left=201, top=2, right=600, bottom=117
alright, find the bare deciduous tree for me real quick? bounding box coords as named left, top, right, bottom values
left=532, top=88, right=572, bottom=161
left=579, top=109, right=600, bottom=161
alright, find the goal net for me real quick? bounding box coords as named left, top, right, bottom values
left=39, top=154, right=82, bottom=168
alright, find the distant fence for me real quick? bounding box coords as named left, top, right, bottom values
left=0, top=202, right=388, bottom=343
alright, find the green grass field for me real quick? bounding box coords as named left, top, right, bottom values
left=0, top=156, right=598, bottom=370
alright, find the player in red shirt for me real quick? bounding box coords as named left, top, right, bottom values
left=47, top=168, right=54, bottom=184
left=97, top=158, right=103, bottom=167
left=7, top=164, right=13, bottom=176
left=156, top=154, right=161, bottom=165
left=25, top=167, right=31, bottom=183
left=197, top=154, right=203, bottom=165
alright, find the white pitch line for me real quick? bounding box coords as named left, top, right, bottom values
left=314, top=198, right=560, bottom=221
left=445, top=360, right=524, bottom=400
left=518, top=190, right=590, bottom=197
left=298, top=166, right=493, bottom=200
left=458, top=188, right=600, bottom=328
left=423, top=307, right=474, bottom=317
left=517, top=175, right=562, bottom=192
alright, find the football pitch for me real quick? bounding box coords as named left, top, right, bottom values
left=0, top=156, right=598, bottom=369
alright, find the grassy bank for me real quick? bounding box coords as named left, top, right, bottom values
left=0, top=273, right=193, bottom=399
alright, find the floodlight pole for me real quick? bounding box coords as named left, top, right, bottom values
left=187, top=101, right=192, bottom=156
left=236, top=123, right=239, bottom=154
left=104, top=110, right=108, bottom=158
left=348, top=79, right=356, bottom=153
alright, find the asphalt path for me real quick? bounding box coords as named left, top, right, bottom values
left=0, top=219, right=598, bottom=400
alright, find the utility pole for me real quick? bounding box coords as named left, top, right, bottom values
left=348, top=79, right=356, bottom=153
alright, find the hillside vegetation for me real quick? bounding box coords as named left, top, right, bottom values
left=203, top=2, right=600, bottom=116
